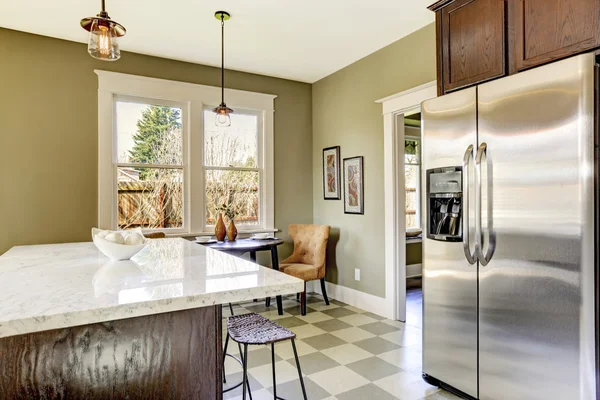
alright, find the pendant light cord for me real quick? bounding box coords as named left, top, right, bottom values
left=101, top=0, right=106, bottom=12
left=221, top=15, right=225, bottom=105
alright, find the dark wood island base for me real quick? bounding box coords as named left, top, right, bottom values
left=0, top=306, right=223, bottom=399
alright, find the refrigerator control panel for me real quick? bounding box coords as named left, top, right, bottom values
left=426, top=167, right=463, bottom=242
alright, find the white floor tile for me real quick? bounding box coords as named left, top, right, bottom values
left=290, top=324, right=327, bottom=339
left=374, top=371, right=438, bottom=400
left=297, top=311, right=334, bottom=324
left=337, top=313, right=379, bottom=327
left=273, top=340, right=318, bottom=360
left=320, top=343, right=373, bottom=365
left=330, top=327, right=376, bottom=343
left=249, top=360, right=302, bottom=388
left=308, top=366, right=370, bottom=395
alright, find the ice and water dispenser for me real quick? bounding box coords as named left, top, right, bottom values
left=426, top=167, right=463, bottom=242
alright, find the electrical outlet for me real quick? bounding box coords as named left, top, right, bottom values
left=355, top=268, right=360, bottom=281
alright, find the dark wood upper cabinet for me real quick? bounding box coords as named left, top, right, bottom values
left=430, top=0, right=506, bottom=94
left=508, top=0, right=600, bottom=73
left=430, top=0, right=600, bottom=94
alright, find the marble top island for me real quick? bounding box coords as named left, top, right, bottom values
left=0, top=238, right=304, bottom=399
left=0, top=238, right=303, bottom=338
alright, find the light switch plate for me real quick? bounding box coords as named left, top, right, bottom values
left=355, top=268, right=360, bottom=281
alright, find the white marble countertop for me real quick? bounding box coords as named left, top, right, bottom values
left=0, top=238, right=304, bottom=338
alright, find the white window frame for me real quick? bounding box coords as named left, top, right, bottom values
left=404, top=134, right=421, bottom=229
left=113, top=95, right=189, bottom=235
left=202, top=106, right=265, bottom=231
left=96, top=70, right=276, bottom=235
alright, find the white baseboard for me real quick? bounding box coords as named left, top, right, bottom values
left=308, top=280, right=393, bottom=319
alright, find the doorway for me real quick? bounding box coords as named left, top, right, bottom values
left=404, top=111, right=423, bottom=327
left=377, top=80, right=436, bottom=323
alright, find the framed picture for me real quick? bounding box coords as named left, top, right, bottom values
left=323, top=146, right=341, bottom=200
left=343, top=156, right=364, bottom=214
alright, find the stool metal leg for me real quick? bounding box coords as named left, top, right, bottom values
left=242, top=344, right=249, bottom=400
left=222, top=333, right=229, bottom=383
left=238, top=342, right=253, bottom=400
left=291, top=339, right=308, bottom=400
left=271, top=343, right=277, bottom=400
left=223, top=303, right=234, bottom=384
left=266, top=297, right=271, bottom=307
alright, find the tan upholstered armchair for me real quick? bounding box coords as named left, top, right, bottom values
left=272, top=224, right=331, bottom=315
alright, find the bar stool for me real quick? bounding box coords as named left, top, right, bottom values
left=222, top=304, right=253, bottom=398
left=227, top=313, right=308, bottom=400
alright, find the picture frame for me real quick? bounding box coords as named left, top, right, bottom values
left=323, top=146, right=341, bottom=200
left=343, top=156, right=364, bottom=215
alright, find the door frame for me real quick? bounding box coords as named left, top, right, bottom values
left=376, top=81, right=437, bottom=321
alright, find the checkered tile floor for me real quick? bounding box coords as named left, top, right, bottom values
left=221, top=289, right=461, bottom=400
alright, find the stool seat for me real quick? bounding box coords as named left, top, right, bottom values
left=228, top=313, right=295, bottom=345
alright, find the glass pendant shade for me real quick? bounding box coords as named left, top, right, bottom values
left=88, top=19, right=120, bottom=61
left=214, top=104, right=233, bottom=127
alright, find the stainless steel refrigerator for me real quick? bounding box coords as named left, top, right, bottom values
left=421, top=52, right=597, bottom=400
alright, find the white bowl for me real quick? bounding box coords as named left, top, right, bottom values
left=252, top=233, right=271, bottom=239
left=195, top=236, right=213, bottom=243
left=92, top=228, right=148, bottom=261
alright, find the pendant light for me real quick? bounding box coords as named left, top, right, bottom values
left=80, top=0, right=126, bottom=61
left=214, top=11, right=233, bottom=127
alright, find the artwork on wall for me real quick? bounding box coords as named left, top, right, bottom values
left=323, top=146, right=341, bottom=200
left=343, top=156, right=364, bottom=214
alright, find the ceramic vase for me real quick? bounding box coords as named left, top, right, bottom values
left=215, top=213, right=226, bottom=242
left=227, top=220, right=238, bottom=241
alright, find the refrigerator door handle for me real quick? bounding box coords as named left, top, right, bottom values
left=475, top=142, right=496, bottom=266
left=462, top=145, right=477, bottom=264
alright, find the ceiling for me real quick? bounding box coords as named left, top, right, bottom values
left=0, top=1, right=434, bottom=83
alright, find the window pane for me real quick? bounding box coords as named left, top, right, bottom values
left=204, top=109, right=258, bottom=168
left=118, top=167, right=183, bottom=229
left=406, top=212, right=418, bottom=230
left=205, top=169, right=259, bottom=226
left=405, top=165, right=419, bottom=229
left=116, top=101, right=183, bottom=165
left=405, top=139, right=420, bottom=164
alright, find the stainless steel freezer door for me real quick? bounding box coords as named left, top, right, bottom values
left=477, top=53, right=596, bottom=400
left=421, top=87, right=478, bottom=398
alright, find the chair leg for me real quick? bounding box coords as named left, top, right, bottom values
left=229, top=303, right=235, bottom=315
left=222, top=333, right=230, bottom=383
left=265, top=297, right=271, bottom=307
left=320, top=278, right=330, bottom=306
left=296, top=293, right=300, bottom=302
left=242, top=344, right=249, bottom=400
left=300, top=282, right=307, bottom=316
left=291, top=338, right=308, bottom=400
left=271, top=343, right=277, bottom=400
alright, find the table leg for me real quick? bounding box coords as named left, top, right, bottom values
left=270, top=246, right=284, bottom=315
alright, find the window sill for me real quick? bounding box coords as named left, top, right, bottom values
left=165, top=228, right=279, bottom=239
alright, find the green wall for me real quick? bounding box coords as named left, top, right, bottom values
left=0, top=28, right=313, bottom=256
left=312, top=24, right=436, bottom=297
left=406, top=242, right=422, bottom=266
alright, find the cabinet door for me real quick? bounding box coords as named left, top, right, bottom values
left=509, top=0, right=600, bottom=72
left=441, top=0, right=506, bottom=92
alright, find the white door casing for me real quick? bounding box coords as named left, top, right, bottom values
left=376, top=81, right=437, bottom=321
